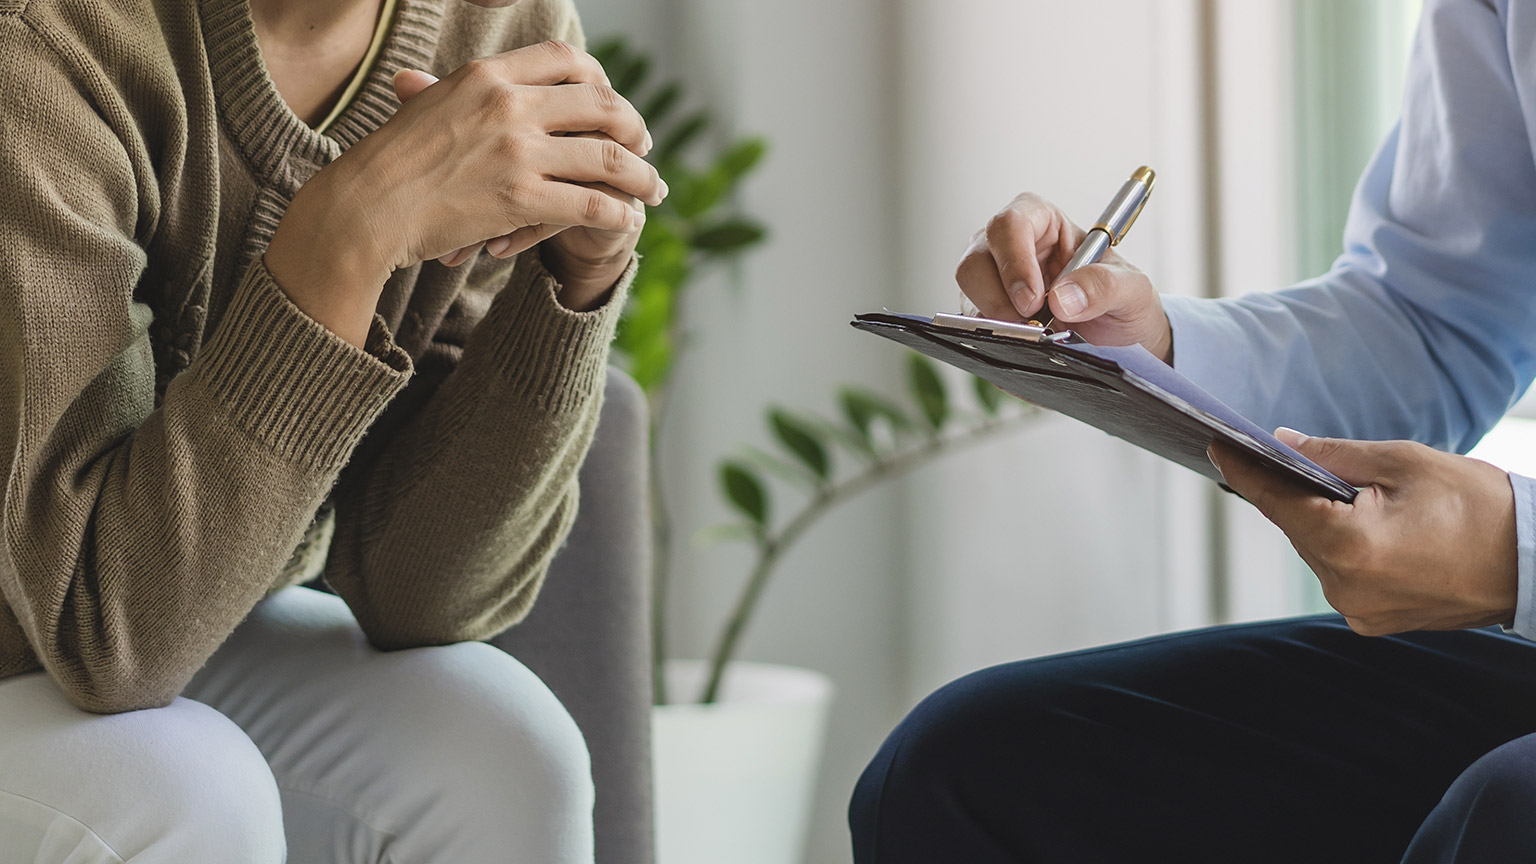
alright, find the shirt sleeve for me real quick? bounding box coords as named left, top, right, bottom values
left=1162, top=0, right=1536, bottom=454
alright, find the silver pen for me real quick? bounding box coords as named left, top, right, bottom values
left=1031, top=166, right=1157, bottom=330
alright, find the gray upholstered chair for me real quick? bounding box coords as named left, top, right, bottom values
left=489, top=367, right=655, bottom=864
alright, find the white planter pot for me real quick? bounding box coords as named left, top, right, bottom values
left=652, top=660, right=835, bottom=864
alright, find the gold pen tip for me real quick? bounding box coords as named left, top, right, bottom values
left=1132, top=165, right=1157, bottom=187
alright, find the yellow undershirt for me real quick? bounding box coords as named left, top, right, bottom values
left=313, top=0, right=398, bottom=135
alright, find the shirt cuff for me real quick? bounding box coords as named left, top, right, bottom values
left=1163, top=295, right=1236, bottom=387
left=1506, top=472, right=1536, bottom=640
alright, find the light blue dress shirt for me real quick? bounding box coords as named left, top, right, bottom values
left=1160, top=0, right=1536, bottom=638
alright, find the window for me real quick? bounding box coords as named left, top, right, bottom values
left=1293, top=0, right=1421, bottom=281
left=1289, top=0, right=1420, bottom=612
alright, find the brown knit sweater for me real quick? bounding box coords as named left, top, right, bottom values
left=0, top=0, right=631, bottom=713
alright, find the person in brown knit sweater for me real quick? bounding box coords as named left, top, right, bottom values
left=0, top=0, right=664, bottom=858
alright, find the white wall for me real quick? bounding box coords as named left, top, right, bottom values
left=891, top=0, right=1220, bottom=704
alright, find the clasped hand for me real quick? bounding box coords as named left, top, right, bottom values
left=391, top=65, right=651, bottom=307
left=1210, top=429, right=1518, bottom=636
left=269, top=40, right=666, bottom=345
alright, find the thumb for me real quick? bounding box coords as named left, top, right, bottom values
left=1047, top=263, right=1128, bottom=323
left=1276, top=427, right=1392, bottom=488
left=393, top=68, right=439, bottom=103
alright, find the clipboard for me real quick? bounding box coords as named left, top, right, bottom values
left=851, top=312, right=1358, bottom=503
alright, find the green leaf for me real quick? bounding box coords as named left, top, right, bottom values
left=615, top=256, right=686, bottom=395
left=616, top=275, right=671, bottom=348
left=671, top=172, right=730, bottom=221
left=670, top=140, right=767, bottom=220
left=628, top=339, right=673, bottom=394
left=808, top=417, right=883, bottom=461
left=640, top=82, right=683, bottom=129
left=713, top=138, right=768, bottom=185
left=695, top=522, right=760, bottom=547
left=657, top=112, right=710, bottom=165
left=588, top=39, right=626, bottom=70
left=612, top=56, right=651, bottom=97
left=693, top=219, right=768, bottom=254
left=910, top=354, right=949, bottom=431
left=618, top=223, right=689, bottom=384
left=719, top=461, right=769, bottom=529
left=768, top=410, right=831, bottom=482
left=973, top=375, right=1003, bottom=416
left=634, top=220, right=688, bottom=271
left=741, top=445, right=821, bottom=489
left=839, top=388, right=914, bottom=451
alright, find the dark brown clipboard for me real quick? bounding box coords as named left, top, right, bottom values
left=852, top=312, right=1358, bottom=503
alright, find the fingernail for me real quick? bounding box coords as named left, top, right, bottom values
left=438, top=251, right=458, bottom=266
left=1275, top=427, right=1310, bottom=447
left=644, top=131, right=654, bottom=154
left=1207, top=447, right=1224, bottom=476
left=1054, top=282, right=1087, bottom=317
left=659, top=178, right=670, bottom=199
left=1008, top=281, right=1035, bottom=316
left=486, top=237, right=512, bottom=258
left=631, top=209, right=646, bottom=232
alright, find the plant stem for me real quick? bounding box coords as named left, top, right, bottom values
left=648, top=302, right=701, bottom=706
left=697, top=411, right=1038, bottom=704
left=649, top=423, right=673, bottom=706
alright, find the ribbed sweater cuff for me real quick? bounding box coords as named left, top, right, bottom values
left=472, top=252, right=635, bottom=412
left=191, top=257, right=413, bottom=469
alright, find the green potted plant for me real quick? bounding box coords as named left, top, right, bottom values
left=588, top=38, right=770, bottom=707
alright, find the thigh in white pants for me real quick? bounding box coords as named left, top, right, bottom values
left=0, top=586, right=594, bottom=863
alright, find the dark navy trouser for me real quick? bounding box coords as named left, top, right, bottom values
left=850, top=617, right=1536, bottom=863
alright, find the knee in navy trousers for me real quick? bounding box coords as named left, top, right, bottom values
left=851, top=617, right=1536, bottom=863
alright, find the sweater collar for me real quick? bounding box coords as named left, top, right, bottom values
left=200, top=0, right=445, bottom=183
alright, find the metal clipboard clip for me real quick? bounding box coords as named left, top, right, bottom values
left=930, top=313, right=1085, bottom=345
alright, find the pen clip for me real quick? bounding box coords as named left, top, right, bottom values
left=1111, top=194, right=1149, bottom=246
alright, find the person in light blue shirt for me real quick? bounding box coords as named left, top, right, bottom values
left=850, top=1, right=1536, bottom=861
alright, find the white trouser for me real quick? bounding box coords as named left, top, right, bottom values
left=0, top=586, right=595, bottom=863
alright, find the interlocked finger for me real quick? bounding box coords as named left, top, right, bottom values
left=542, top=136, right=665, bottom=206
left=538, top=83, right=650, bottom=155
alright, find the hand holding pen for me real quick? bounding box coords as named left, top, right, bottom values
left=955, top=167, right=1174, bottom=362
